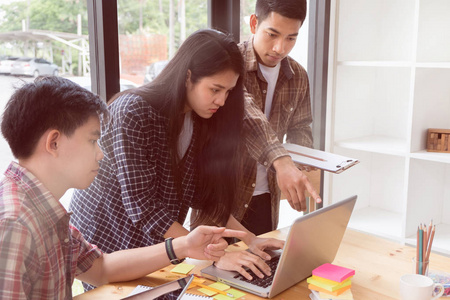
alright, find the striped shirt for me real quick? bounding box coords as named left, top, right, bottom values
left=0, top=162, right=102, bottom=300
left=69, top=94, right=197, bottom=253
left=236, top=37, right=314, bottom=230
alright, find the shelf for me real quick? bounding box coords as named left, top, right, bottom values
left=416, top=0, right=450, bottom=63
left=336, top=0, right=415, bottom=62
left=337, top=61, right=412, bottom=67
left=335, top=136, right=408, bottom=156
left=348, top=206, right=403, bottom=240
left=410, top=68, right=450, bottom=152
left=410, top=151, right=450, bottom=164
left=336, top=61, right=450, bottom=69
left=328, top=0, right=450, bottom=255
left=416, top=62, right=450, bottom=69
left=333, top=66, right=410, bottom=144
left=405, top=223, right=450, bottom=256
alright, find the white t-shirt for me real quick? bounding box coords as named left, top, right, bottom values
left=253, top=63, right=281, bottom=196
left=178, top=111, right=193, bottom=159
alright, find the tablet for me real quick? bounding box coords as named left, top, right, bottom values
left=121, top=275, right=194, bottom=300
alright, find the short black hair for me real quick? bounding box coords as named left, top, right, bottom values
left=1, top=76, right=108, bottom=159
left=255, top=0, right=307, bottom=24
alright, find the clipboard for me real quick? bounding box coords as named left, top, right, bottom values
left=283, top=143, right=359, bottom=174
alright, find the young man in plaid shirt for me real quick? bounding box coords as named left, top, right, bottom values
left=231, top=0, right=322, bottom=236
left=0, top=76, right=245, bottom=299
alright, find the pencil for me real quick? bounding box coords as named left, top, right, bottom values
left=427, top=220, right=433, bottom=239
left=416, top=226, right=419, bottom=274
left=423, top=227, right=427, bottom=262
left=424, top=225, right=435, bottom=269
left=419, top=226, right=423, bottom=275
left=194, top=282, right=234, bottom=298
left=423, top=226, right=428, bottom=274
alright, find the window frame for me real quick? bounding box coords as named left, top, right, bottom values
left=86, top=0, right=329, bottom=200
left=86, top=0, right=330, bottom=154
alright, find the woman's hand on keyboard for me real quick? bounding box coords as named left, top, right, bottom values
left=214, top=250, right=272, bottom=280
left=247, top=237, right=285, bottom=260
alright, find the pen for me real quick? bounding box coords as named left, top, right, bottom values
left=194, top=282, right=234, bottom=298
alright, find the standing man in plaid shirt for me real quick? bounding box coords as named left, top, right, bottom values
left=231, top=0, right=321, bottom=236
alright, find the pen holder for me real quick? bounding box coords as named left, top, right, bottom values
left=413, top=257, right=429, bottom=276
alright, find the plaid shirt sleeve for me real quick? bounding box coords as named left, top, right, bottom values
left=70, top=225, right=103, bottom=277
left=0, top=219, right=34, bottom=300
left=109, top=97, right=178, bottom=238
left=284, top=60, right=313, bottom=148
left=243, top=90, right=290, bottom=170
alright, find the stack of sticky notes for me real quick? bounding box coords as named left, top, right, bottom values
left=307, top=263, right=355, bottom=299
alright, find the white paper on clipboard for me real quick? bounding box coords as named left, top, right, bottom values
left=283, top=143, right=359, bottom=174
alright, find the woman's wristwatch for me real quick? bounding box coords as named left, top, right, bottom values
left=164, top=237, right=185, bottom=264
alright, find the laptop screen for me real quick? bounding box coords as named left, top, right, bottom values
left=200, top=195, right=357, bottom=298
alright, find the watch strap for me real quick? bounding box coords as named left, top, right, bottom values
left=165, top=237, right=185, bottom=264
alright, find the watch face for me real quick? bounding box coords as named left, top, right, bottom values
left=121, top=275, right=193, bottom=300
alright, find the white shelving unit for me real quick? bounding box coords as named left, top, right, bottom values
left=325, top=0, right=450, bottom=255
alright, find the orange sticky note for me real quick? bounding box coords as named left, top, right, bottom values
left=308, top=283, right=351, bottom=296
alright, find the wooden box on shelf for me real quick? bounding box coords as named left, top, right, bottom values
left=427, top=129, right=450, bottom=153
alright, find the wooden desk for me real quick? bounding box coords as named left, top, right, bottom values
left=74, top=229, right=450, bottom=299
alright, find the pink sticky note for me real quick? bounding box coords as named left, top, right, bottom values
left=312, top=263, right=355, bottom=282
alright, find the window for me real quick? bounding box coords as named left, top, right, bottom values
left=0, top=0, right=90, bottom=295
left=0, top=0, right=90, bottom=178
left=117, top=0, right=207, bottom=86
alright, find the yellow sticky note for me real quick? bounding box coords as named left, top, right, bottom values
left=170, top=263, right=195, bottom=274
left=307, top=276, right=352, bottom=291
left=212, top=288, right=246, bottom=300
left=198, top=288, right=217, bottom=296
left=208, top=282, right=230, bottom=291
left=227, top=288, right=246, bottom=299
left=214, top=294, right=234, bottom=300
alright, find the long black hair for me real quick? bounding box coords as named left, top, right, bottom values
left=113, top=29, right=245, bottom=227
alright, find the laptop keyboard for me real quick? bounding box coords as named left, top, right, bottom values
left=232, top=255, right=280, bottom=288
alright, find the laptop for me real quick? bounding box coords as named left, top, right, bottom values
left=201, top=195, right=357, bottom=298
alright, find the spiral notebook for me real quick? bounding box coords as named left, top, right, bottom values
left=181, top=294, right=213, bottom=300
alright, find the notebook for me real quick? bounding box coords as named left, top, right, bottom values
left=201, top=195, right=357, bottom=298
